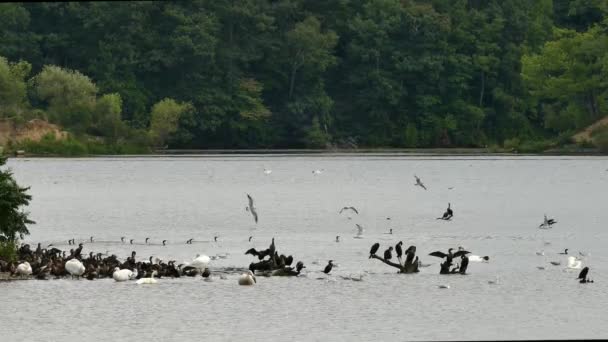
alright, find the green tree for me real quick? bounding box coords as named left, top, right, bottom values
left=149, top=98, right=194, bottom=147
left=0, top=56, right=31, bottom=118
left=522, top=25, right=608, bottom=133
left=93, top=93, right=126, bottom=140
left=31, top=65, right=98, bottom=132
left=0, top=155, right=34, bottom=242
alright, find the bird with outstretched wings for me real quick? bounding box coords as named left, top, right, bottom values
left=246, top=193, right=258, bottom=223
left=339, top=206, right=359, bottom=214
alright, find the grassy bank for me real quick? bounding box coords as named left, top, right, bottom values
left=5, top=133, right=150, bottom=156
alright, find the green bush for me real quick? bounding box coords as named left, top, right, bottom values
left=16, top=133, right=87, bottom=156
left=595, top=131, right=608, bottom=154
left=503, top=137, right=520, bottom=151
left=518, top=140, right=554, bottom=153
left=0, top=241, right=18, bottom=262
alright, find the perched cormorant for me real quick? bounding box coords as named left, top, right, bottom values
left=336, top=236, right=340, bottom=242
left=214, top=236, right=218, bottom=242
left=395, top=241, right=403, bottom=264
left=121, top=237, right=125, bottom=243
left=145, top=237, right=150, bottom=244
left=130, top=239, right=134, bottom=245
left=90, top=236, right=94, bottom=243
left=558, top=249, right=569, bottom=255
left=248, top=236, right=253, bottom=242
left=438, top=203, right=453, bottom=220
left=369, top=243, right=380, bottom=258
left=577, top=267, right=594, bottom=283
left=384, top=247, right=393, bottom=261
left=162, top=240, right=167, bottom=246
left=323, top=260, right=333, bottom=274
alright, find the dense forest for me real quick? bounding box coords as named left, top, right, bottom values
left=0, top=0, right=607, bottom=151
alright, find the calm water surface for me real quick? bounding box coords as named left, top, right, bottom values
left=3, top=154, right=608, bottom=341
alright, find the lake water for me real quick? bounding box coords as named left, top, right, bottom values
left=3, top=154, right=608, bottom=341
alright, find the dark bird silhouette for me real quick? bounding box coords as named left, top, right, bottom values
left=459, top=255, right=469, bottom=275
left=162, top=240, right=167, bottom=246
left=384, top=247, right=393, bottom=261
left=414, top=175, right=427, bottom=190
left=90, top=236, right=94, bottom=243
left=369, top=243, right=380, bottom=258
left=130, top=239, right=134, bottom=245
left=246, top=193, right=258, bottom=223
left=121, top=237, right=125, bottom=243
left=559, top=249, right=568, bottom=255
left=429, top=248, right=470, bottom=266
left=186, top=238, right=193, bottom=244
left=577, top=267, right=594, bottom=283
left=145, top=237, right=150, bottom=244
left=269, top=238, right=276, bottom=256
left=248, top=236, right=253, bottom=242
left=395, top=241, right=403, bottom=264
left=539, top=214, right=557, bottom=228
left=214, top=236, right=218, bottom=242
left=336, top=235, right=340, bottom=242
left=323, top=260, right=333, bottom=274
left=438, top=203, right=453, bottom=220
left=339, top=206, right=359, bottom=214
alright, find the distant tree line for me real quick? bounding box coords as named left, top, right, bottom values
left=0, top=0, right=607, bottom=150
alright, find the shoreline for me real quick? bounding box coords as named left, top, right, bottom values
left=4, top=147, right=604, bottom=158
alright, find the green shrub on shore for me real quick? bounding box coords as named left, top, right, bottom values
left=594, top=131, right=608, bottom=154
left=0, top=241, right=18, bottom=262
left=12, top=133, right=150, bottom=156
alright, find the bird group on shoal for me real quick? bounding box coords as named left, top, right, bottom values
left=1, top=242, right=215, bottom=282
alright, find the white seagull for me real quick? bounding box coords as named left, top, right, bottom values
left=414, top=175, right=427, bottom=190
left=246, top=193, right=258, bottom=224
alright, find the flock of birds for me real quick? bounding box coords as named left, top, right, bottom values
left=2, top=169, right=597, bottom=287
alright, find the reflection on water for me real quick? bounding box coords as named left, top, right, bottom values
left=3, top=155, right=608, bottom=341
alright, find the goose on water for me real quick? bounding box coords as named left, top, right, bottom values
left=15, top=261, right=32, bottom=276
left=136, top=271, right=158, bottom=284
left=190, top=254, right=211, bottom=272
left=65, top=259, right=85, bottom=278
left=566, top=256, right=582, bottom=269
left=113, top=267, right=136, bottom=282
left=239, top=271, right=257, bottom=285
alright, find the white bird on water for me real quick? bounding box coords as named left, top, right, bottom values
left=263, top=168, right=272, bottom=175
left=190, top=254, right=211, bottom=272
left=65, top=259, right=85, bottom=278
left=136, top=271, right=158, bottom=284
left=239, top=271, right=256, bottom=286
left=312, top=169, right=324, bottom=175
left=113, top=267, right=136, bottom=282
left=566, top=256, right=583, bottom=269
left=15, top=261, right=32, bottom=276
